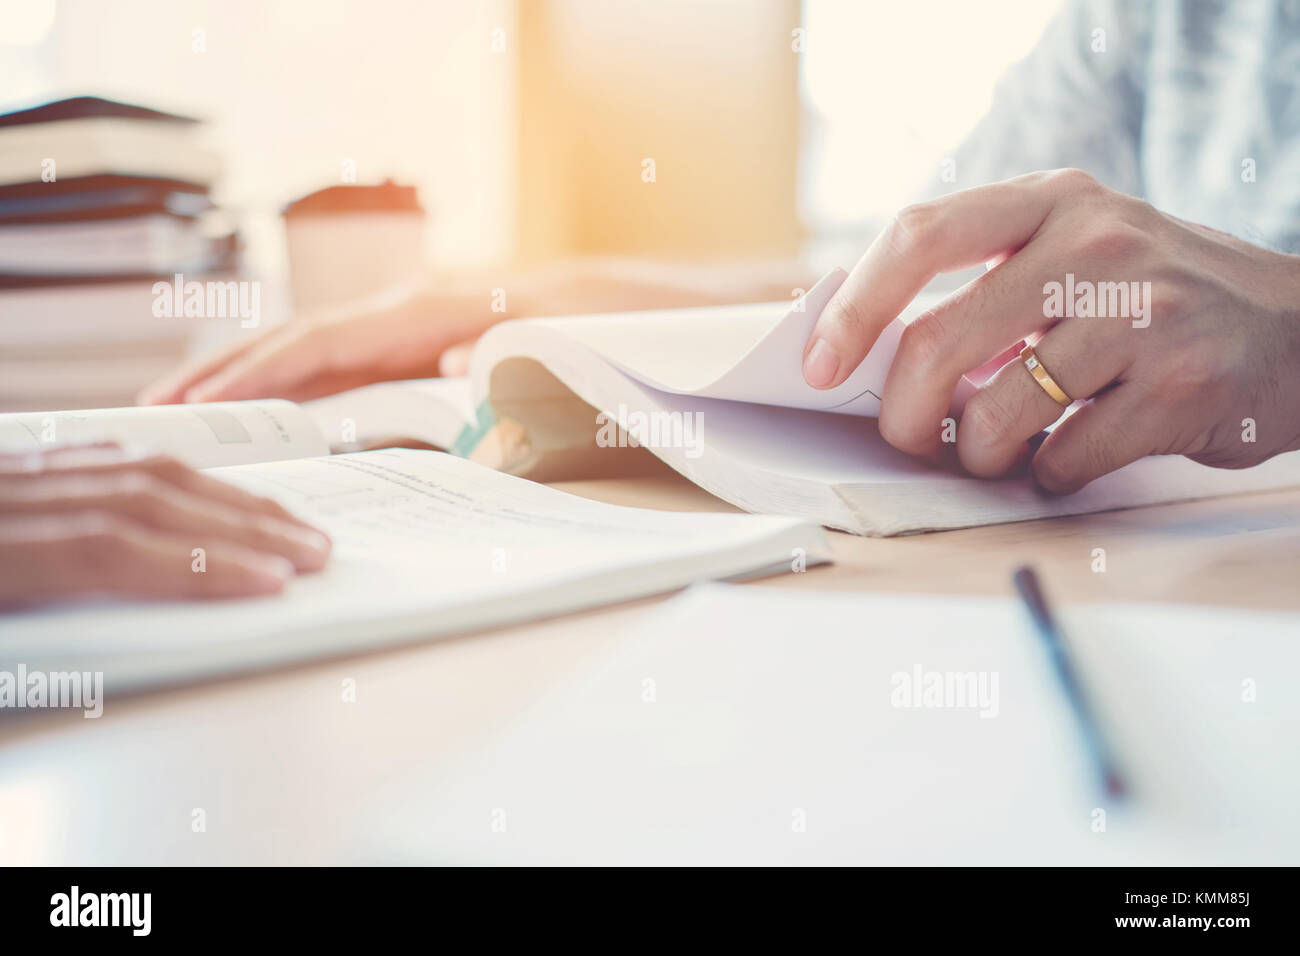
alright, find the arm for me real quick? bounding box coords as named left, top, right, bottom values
left=139, top=257, right=819, bottom=404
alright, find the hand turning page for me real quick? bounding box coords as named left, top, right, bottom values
left=580, top=269, right=905, bottom=416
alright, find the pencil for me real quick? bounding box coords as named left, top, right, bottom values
left=1012, top=565, right=1128, bottom=800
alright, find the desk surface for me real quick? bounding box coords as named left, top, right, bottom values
left=2, top=476, right=1298, bottom=864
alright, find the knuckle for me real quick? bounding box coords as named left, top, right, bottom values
left=70, top=509, right=127, bottom=541
left=888, top=201, right=941, bottom=253
left=822, top=294, right=873, bottom=337
left=1143, top=284, right=1186, bottom=327
left=141, top=453, right=190, bottom=483
left=1048, top=167, right=1102, bottom=196
left=896, top=313, right=950, bottom=371
left=1031, top=448, right=1077, bottom=491
left=1012, top=169, right=1058, bottom=191
left=1075, top=221, right=1148, bottom=264
left=63, top=511, right=137, bottom=569
left=105, top=470, right=152, bottom=497
left=876, top=409, right=932, bottom=457
left=962, top=389, right=1020, bottom=446
left=110, top=472, right=169, bottom=515
left=1154, top=344, right=1228, bottom=403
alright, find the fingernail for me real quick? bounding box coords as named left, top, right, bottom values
left=803, top=337, right=840, bottom=388
left=290, top=527, right=332, bottom=555
left=232, top=555, right=294, bottom=596
left=272, top=524, right=330, bottom=571
left=257, top=555, right=296, bottom=582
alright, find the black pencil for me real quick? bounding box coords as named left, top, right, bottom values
left=1012, top=565, right=1128, bottom=800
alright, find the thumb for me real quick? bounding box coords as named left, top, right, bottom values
left=439, top=341, right=476, bottom=377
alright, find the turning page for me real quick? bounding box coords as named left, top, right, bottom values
left=509, top=269, right=908, bottom=416
left=482, top=270, right=991, bottom=419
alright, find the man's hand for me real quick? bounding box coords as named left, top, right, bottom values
left=139, top=259, right=820, bottom=406
left=0, top=444, right=331, bottom=609
left=138, top=284, right=493, bottom=405
left=803, top=169, right=1300, bottom=492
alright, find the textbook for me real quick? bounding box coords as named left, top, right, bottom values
left=5, top=269, right=1300, bottom=534
left=0, top=448, right=829, bottom=693
left=0, top=96, right=219, bottom=187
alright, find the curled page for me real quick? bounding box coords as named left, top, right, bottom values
left=600, top=269, right=1003, bottom=417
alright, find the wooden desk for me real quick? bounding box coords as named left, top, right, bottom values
left=2, top=476, right=1298, bottom=864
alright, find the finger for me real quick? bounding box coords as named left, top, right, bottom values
left=0, top=471, right=330, bottom=572
left=876, top=242, right=1068, bottom=456
left=255, top=363, right=439, bottom=403
left=1030, top=386, right=1159, bottom=494
left=0, top=449, right=326, bottom=539
left=956, top=316, right=1136, bottom=477
left=0, top=442, right=132, bottom=474
left=0, top=513, right=295, bottom=607
left=184, top=321, right=328, bottom=402
left=181, top=291, right=446, bottom=403
left=136, top=332, right=269, bottom=404
left=127, top=453, right=328, bottom=537
left=803, top=170, right=1079, bottom=389
left=439, top=341, right=475, bottom=377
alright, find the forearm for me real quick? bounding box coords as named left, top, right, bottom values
left=434, top=257, right=820, bottom=320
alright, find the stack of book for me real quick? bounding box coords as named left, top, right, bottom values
left=0, top=96, right=236, bottom=411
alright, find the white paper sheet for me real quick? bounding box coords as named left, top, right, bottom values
left=361, top=584, right=1300, bottom=865
left=0, top=450, right=828, bottom=691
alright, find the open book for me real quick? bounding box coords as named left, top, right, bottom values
left=6, top=269, right=1300, bottom=534
left=0, top=448, right=828, bottom=693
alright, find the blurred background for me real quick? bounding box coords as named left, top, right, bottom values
left=0, top=0, right=1058, bottom=409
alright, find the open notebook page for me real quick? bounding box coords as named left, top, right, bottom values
left=0, top=400, right=327, bottom=468
left=0, top=449, right=828, bottom=692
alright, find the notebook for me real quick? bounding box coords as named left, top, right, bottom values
left=360, top=584, right=1300, bottom=865
left=0, top=450, right=828, bottom=694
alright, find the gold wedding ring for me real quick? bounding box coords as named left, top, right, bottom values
left=1020, top=345, right=1072, bottom=406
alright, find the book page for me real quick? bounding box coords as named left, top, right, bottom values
left=0, top=400, right=328, bottom=468
left=0, top=449, right=827, bottom=690
left=528, top=269, right=934, bottom=417
left=303, top=377, right=476, bottom=452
